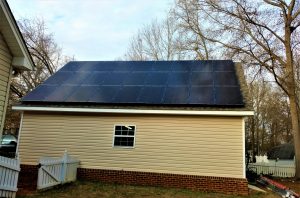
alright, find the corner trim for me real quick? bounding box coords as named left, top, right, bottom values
left=0, top=66, right=12, bottom=136
left=242, top=117, right=246, bottom=178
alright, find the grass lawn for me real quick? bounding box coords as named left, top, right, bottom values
left=17, top=181, right=280, bottom=198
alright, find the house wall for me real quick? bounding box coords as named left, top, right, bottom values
left=0, top=33, right=12, bottom=132
left=19, top=111, right=245, bottom=179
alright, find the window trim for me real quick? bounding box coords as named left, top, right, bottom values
left=112, top=124, right=136, bottom=149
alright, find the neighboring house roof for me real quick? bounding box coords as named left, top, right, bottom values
left=18, top=60, right=253, bottom=113
left=267, top=143, right=295, bottom=160
left=0, top=0, right=34, bottom=70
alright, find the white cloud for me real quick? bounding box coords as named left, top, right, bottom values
left=7, top=0, right=174, bottom=60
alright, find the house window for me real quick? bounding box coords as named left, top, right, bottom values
left=113, top=125, right=135, bottom=147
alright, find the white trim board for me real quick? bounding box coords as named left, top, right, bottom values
left=242, top=117, right=246, bottom=178
left=12, top=106, right=254, bottom=116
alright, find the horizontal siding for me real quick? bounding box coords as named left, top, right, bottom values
left=0, top=33, right=12, bottom=130
left=20, top=112, right=244, bottom=178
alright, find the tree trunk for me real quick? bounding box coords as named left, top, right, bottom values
left=290, top=95, right=300, bottom=178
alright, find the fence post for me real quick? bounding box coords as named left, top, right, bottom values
left=61, top=150, right=68, bottom=183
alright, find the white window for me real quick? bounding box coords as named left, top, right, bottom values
left=113, top=125, right=136, bottom=147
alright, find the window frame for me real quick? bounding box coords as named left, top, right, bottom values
left=112, top=124, right=136, bottom=148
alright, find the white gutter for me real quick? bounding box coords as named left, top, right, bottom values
left=12, top=106, right=254, bottom=116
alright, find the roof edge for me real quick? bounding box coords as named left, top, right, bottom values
left=1, top=0, right=35, bottom=70
left=12, top=106, right=254, bottom=116
left=234, top=62, right=253, bottom=110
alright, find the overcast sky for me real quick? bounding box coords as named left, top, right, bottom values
left=7, top=0, right=173, bottom=61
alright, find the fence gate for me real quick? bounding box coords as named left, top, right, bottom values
left=0, top=155, right=20, bottom=198
left=37, top=151, right=80, bottom=190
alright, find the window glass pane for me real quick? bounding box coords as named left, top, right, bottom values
left=121, top=130, right=128, bottom=135
left=127, top=137, right=134, bottom=147
left=128, top=130, right=134, bottom=136
left=114, top=137, right=121, bottom=146
left=115, top=126, right=121, bottom=131
left=121, top=126, right=128, bottom=131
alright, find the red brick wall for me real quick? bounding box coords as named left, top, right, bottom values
left=18, top=165, right=248, bottom=195
left=18, top=165, right=39, bottom=190
left=77, top=168, right=248, bottom=195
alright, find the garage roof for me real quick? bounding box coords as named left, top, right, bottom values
left=20, top=60, right=248, bottom=107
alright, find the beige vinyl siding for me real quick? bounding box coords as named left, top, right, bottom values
left=20, top=112, right=244, bottom=178
left=0, top=33, right=12, bottom=129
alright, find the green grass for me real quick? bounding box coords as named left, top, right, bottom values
left=17, top=181, right=276, bottom=198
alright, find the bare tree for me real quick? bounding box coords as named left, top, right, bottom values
left=4, top=18, right=72, bottom=130
left=11, top=18, right=72, bottom=98
left=124, top=10, right=214, bottom=61
left=246, top=80, right=292, bottom=160
left=176, top=0, right=300, bottom=177
left=124, top=15, right=184, bottom=60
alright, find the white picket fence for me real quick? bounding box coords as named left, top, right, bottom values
left=37, top=151, right=80, bottom=190
left=0, top=156, right=20, bottom=198
left=249, top=163, right=295, bottom=177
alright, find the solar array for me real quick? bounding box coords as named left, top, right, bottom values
left=22, top=60, right=244, bottom=106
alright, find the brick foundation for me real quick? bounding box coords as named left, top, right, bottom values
left=18, top=165, right=39, bottom=190
left=77, top=168, right=248, bottom=195
left=18, top=165, right=248, bottom=195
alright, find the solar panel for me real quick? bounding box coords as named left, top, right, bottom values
left=22, top=60, right=245, bottom=107
left=22, top=85, right=57, bottom=101
left=171, top=61, right=191, bottom=72
left=82, top=72, right=106, bottom=85
left=65, top=86, right=96, bottom=102
left=123, top=72, right=147, bottom=85
left=44, top=72, right=69, bottom=85
left=214, top=72, right=238, bottom=86
left=163, top=86, right=189, bottom=104
left=213, top=60, right=235, bottom=71
left=168, top=72, right=189, bottom=86
left=129, top=61, right=154, bottom=71
left=191, top=72, right=213, bottom=86
left=190, top=61, right=213, bottom=72
left=189, top=86, right=214, bottom=104
left=114, top=86, right=142, bottom=103
left=215, top=87, right=243, bottom=105
left=145, top=72, right=168, bottom=85
left=44, top=85, right=77, bottom=102
left=88, top=86, right=120, bottom=103
left=63, top=71, right=91, bottom=85
left=138, top=86, right=165, bottom=103
left=102, top=72, right=126, bottom=85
